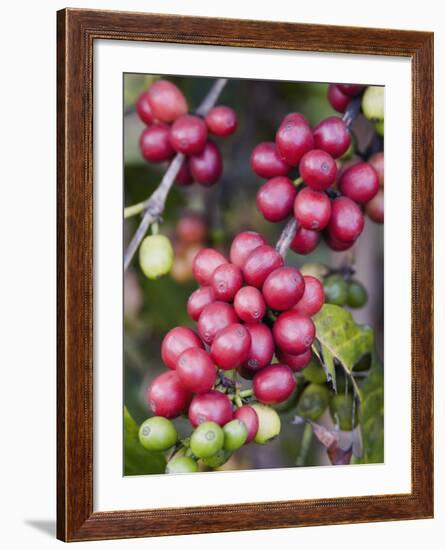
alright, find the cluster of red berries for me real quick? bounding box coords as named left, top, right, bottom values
left=136, top=79, right=237, bottom=186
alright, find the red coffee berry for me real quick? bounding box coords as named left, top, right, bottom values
left=250, top=142, right=291, bottom=178
left=275, top=113, right=314, bottom=166
left=365, top=188, right=384, bottom=224
left=290, top=226, right=321, bottom=254
left=161, top=326, right=204, bottom=370
left=241, top=323, right=275, bottom=375
left=139, top=123, right=174, bottom=163
left=176, top=347, right=216, bottom=393
left=256, top=177, right=297, bottom=222
left=281, top=112, right=309, bottom=126
left=175, top=158, right=194, bottom=186
left=313, top=116, right=351, bottom=158
left=324, top=233, right=355, bottom=251
left=276, top=348, right=313, bottom=371
left=328, top=196, right=364, bottom=242
left=211, top=263, right=243, bottom=302
left=197, top=301, right=238, bottom=344
left=253, top=364, right=296, bottom=405
left=147, top=79, right=188, bottom=123
left=293, top=275, right=325, bottom=316
left=327, top=84, right=351, bottom=113
left=205, top=106, right=238, bottom=136
left=233, top=405, right=259, bottom=443
left=136, top=91, right=154, bottom=125
left=176, top=213, right=207, bottom=244
left=234, top=286, right=266, bottom=323
left=148, top=371, right=191, bottom=418
left=262, top=267, right=305, bottom=311
left=339, top=162, right=379, bottom=204
left=368, top=151, right=384, bottom=187
left=210, top=323, right=251, bottom=370
left=187, top=286, right=215, bottom=321
left=273, top=310, right=315, bottom=355
left=169, top=114, right=208, bottom=155
left=299, top=149, right=337, bottom=191
left=230, top=231, right=267, bottom=268
left=337, top=83, right=364, bottom=96
left=192, top=248, right=227, bottom=285
left=188, top=390, right=233, bottom=427
left=294, top=187, right=332, bottom=231
left=242, top=245, right=284, bottom=288
left=189, top=140, right=222, bottom=185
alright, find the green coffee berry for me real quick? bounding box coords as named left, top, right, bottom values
left=223, top=419, right=247, bottom=452
left=300, top=263, right=329, bottom=280
left=165, top=456, right=198, bottom=474
left=138, top=416, right=177, bottom=451
left=347, top=280, right=368, bottom=308
left=323, top=274, right=348, bottom=306
left=362, top=86, right=384, bottom=121
left=297, top=383, right=329, bottom=421
left=190, top=421, right=224, bottom=458
left=250, top=403, right=281, bottom=444
left=139, top=234, right=174, bottom=279
left=202, top=448, right=233, bottom=468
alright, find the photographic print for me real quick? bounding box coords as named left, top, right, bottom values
left=123, top=75, right=384, bottom=476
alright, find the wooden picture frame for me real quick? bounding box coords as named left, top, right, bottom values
left=57, top=8, right=434, bottom=542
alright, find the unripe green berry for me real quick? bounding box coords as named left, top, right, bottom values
left=297, top=383, right=329, bottom=421
left=374, top=120, right=384, bottom=136
left=362, top=86, right=384, bottom=121
left=202, top=448, right=232, bottom=468
left=329, top=394, right=359, bottom=431
left=250, top=403, right=281, bottom=444
left=139, top=234, right=174, bottom=279
left=347, top=280, right=368, bottom=308
left=223, top=419, right=247, bottom=451
left=165, top=456, right=198, bottom=474
left=138, top=416, right=177, bottom=451
left=190, top=421, right=224, bottom=458
left=302, top=357, right=327, bottom=384
left=300, top=262, right=329, bottom=280
left=323, top=274, right=348, bottom=305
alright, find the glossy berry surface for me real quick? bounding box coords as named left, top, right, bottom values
left=223, top=419, right=248, bottom=451
left=136, top=91, right=154, bottom=125
left=241, top=323, right=275, bottom=375
left=365, top=188, right=384, bottom=224
left=234, top=286, right=266, bottom=323
left=197, top=301, right=238, bottom=344
left=210, top=323, right=251, bottom=369
left=299, top=149, right=337, bottom=191
left=148, top=371, right=191, bottom=419
left=256, top=177, right=297, bottom=222
left=262, top=266, right=305, bottom=311
left=190, top=421, right=224, bottom=458
left=368, top=151, right=384, bottom=187
left=251, top=403, right=281, bottom=444
left=165, top=456, right=198, bottom=474
left=187, top=286, right=215, bottom=321
left=347, top=280, right=368, bottom=308
left=273, top=310, right=315, bottom=355
left=324, top=233, right=355, bottom=251
left=339, top=162, right=379, bottom=204
left=293, top=275, right=325, bottom=316
left=189, top=140, right=222, bottom=185
left=275, top=113, right=314, bottom=166
left=250, top=142, right=291, bottom=178
left=233, top=405, right=259, bottom=443
left=276, top=348, right=313, bottom=371
left=211, top=263, right=243, bottom=302
left=242, top=245, right=284, bottom=288
left=327, top=84, right=350, bottom=113
left=313, top=116, right=351, bottom=158
left=169, top=114, right=208, bottom=155
left=328, top=196, right=364, bottom=242
left=290, top=226, right=321, bottom=255
left=337, top=84, right=364, bottom=96
left=323, top=274, right=348, bottom=305
left=176, top=347, right=216, bottom=393
left=138, top=416, right=177, bottom=451
left=139, top=234, right=174, bottom=280
left=161, top=326, right=203, bottom=370
left=147, top=79, right=188, bottom=123
left=229, top=231, right=267, bottom=268
left=253, top=364, right=296, bottom=405
left=139, top=123, right=174, bottom=163
left=294, top=187, right=332, bottom=231
left=192, top=248, right=227, bottom=286
left=205, top=106, right=238, bottom=136
left=188, top=390, right=233, bottom=427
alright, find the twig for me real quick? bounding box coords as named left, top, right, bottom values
left=124, top=78, right=228, bottom=271
left=275, top=218, right=298, bottom=258
left=342, top=96, right=362, bottom=128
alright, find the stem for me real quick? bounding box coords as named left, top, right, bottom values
left=124, top=201, right=146, bottom=219
left=239, top=389, right=253, bottom=398
left=124, top=78, right=228, bottom=271
left=275, top=218, right=298, bottom=258
left=342, top=96, right=362, bottom=128
left=293, top=176, right=304, bottom=187
left=296, top=422, right=313, bottom=466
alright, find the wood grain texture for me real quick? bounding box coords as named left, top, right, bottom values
left=57, top=8, right=434, bottom=542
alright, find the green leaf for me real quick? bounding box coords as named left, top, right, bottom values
left=124, top=407, right=166, bottom=475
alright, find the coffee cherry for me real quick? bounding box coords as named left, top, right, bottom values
left=241, top=323, right=275, bottom=375
left=297, top=383, right=329, bottom=421
left=250, top=142, right=291, bottom=178
left=138, top=416, right=177, bottom=451
left=147, top=79, right=188, bottom=123
left=329, top=394, right=359, bottom=431
left=365, top=188, right=384, bottom=224
left=190, top=421, right=224, bottom=458
left=230, top=231, right=267, bottom=268
left=362, top=86, right=384, bottom=121
left=223, top=419, right=248, bottom=451
left=188, top=391, right=233, bottom=427
left=328, top=196, right=364, bottom=242
left=148, top=371, right=191, bottom=419
left=161, top=326, right=203, bottom=370
left=139, top=123, right=175, bottom=163
left=368, top=152, right=384, bottom=187
left=210, top=323, right=251, bottom=369
left=337, top=84, right=364, bottom=96
left=293, top=275, right=325, bottom=316
left=294, top=187, right=332, bottom=231
left=234, top=286, right=266, bottom=323
left=197, top=301, right=238, bottom=344
left=256, top=177, right=297, bottom=222
left=339, top=162, right=379, bottom=204
left=253, top=364, right=296, bottom=405
left=166, top=456, right=198, bottom=474
left=136, top=91, right=154, bottom=125
left=250, top=403, right=281, bottom=444
left=242, top=245, right=284, bottom=288
left=139, top=234, right=174, bottom=279
left=290, top=226, right=321, bottom=255
left=347, top=280, right=368, bottom=308
left=176, top=213, right=207, bottom=243
left=262, top=266, right=305, bottom=311
left=169, top=114, right=208, bottom=155
left=323, top=274, right=348, bottom=305
left=299, top=149, right=337, bottom=191
left=175, top=158, right=194, bottom=186
left=205, top=106, right=238, bottom=136
left=192, top=248, right=227, bottom=286
left=327, top=84, right=351, bottom=113
left=300, top=262, right=329, bottom=280
left=202, top=448, right=233, bottom=468
left=275, top=113, right=314, bottom=166
left=276, top=348, right=312, bottom=371
left=233, top=405, right=259, bottom=443
left=211, top=263, right=243, bottom=302
left=324, top=233, right=355, bottom=251
left=189, top=140, right=222, bottom=185
left=187, top=286, right=215, bottom=321
left=313, top=116, right=351, bottom=158
left=176, top=347, right=216, bottom=393
left=273, top=310, right=315, bottom=355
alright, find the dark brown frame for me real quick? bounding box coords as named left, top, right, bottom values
left=57, top=8, right=434, bottom=542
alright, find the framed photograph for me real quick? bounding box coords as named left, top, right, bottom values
left=57, top=8, right=434, bottom=542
